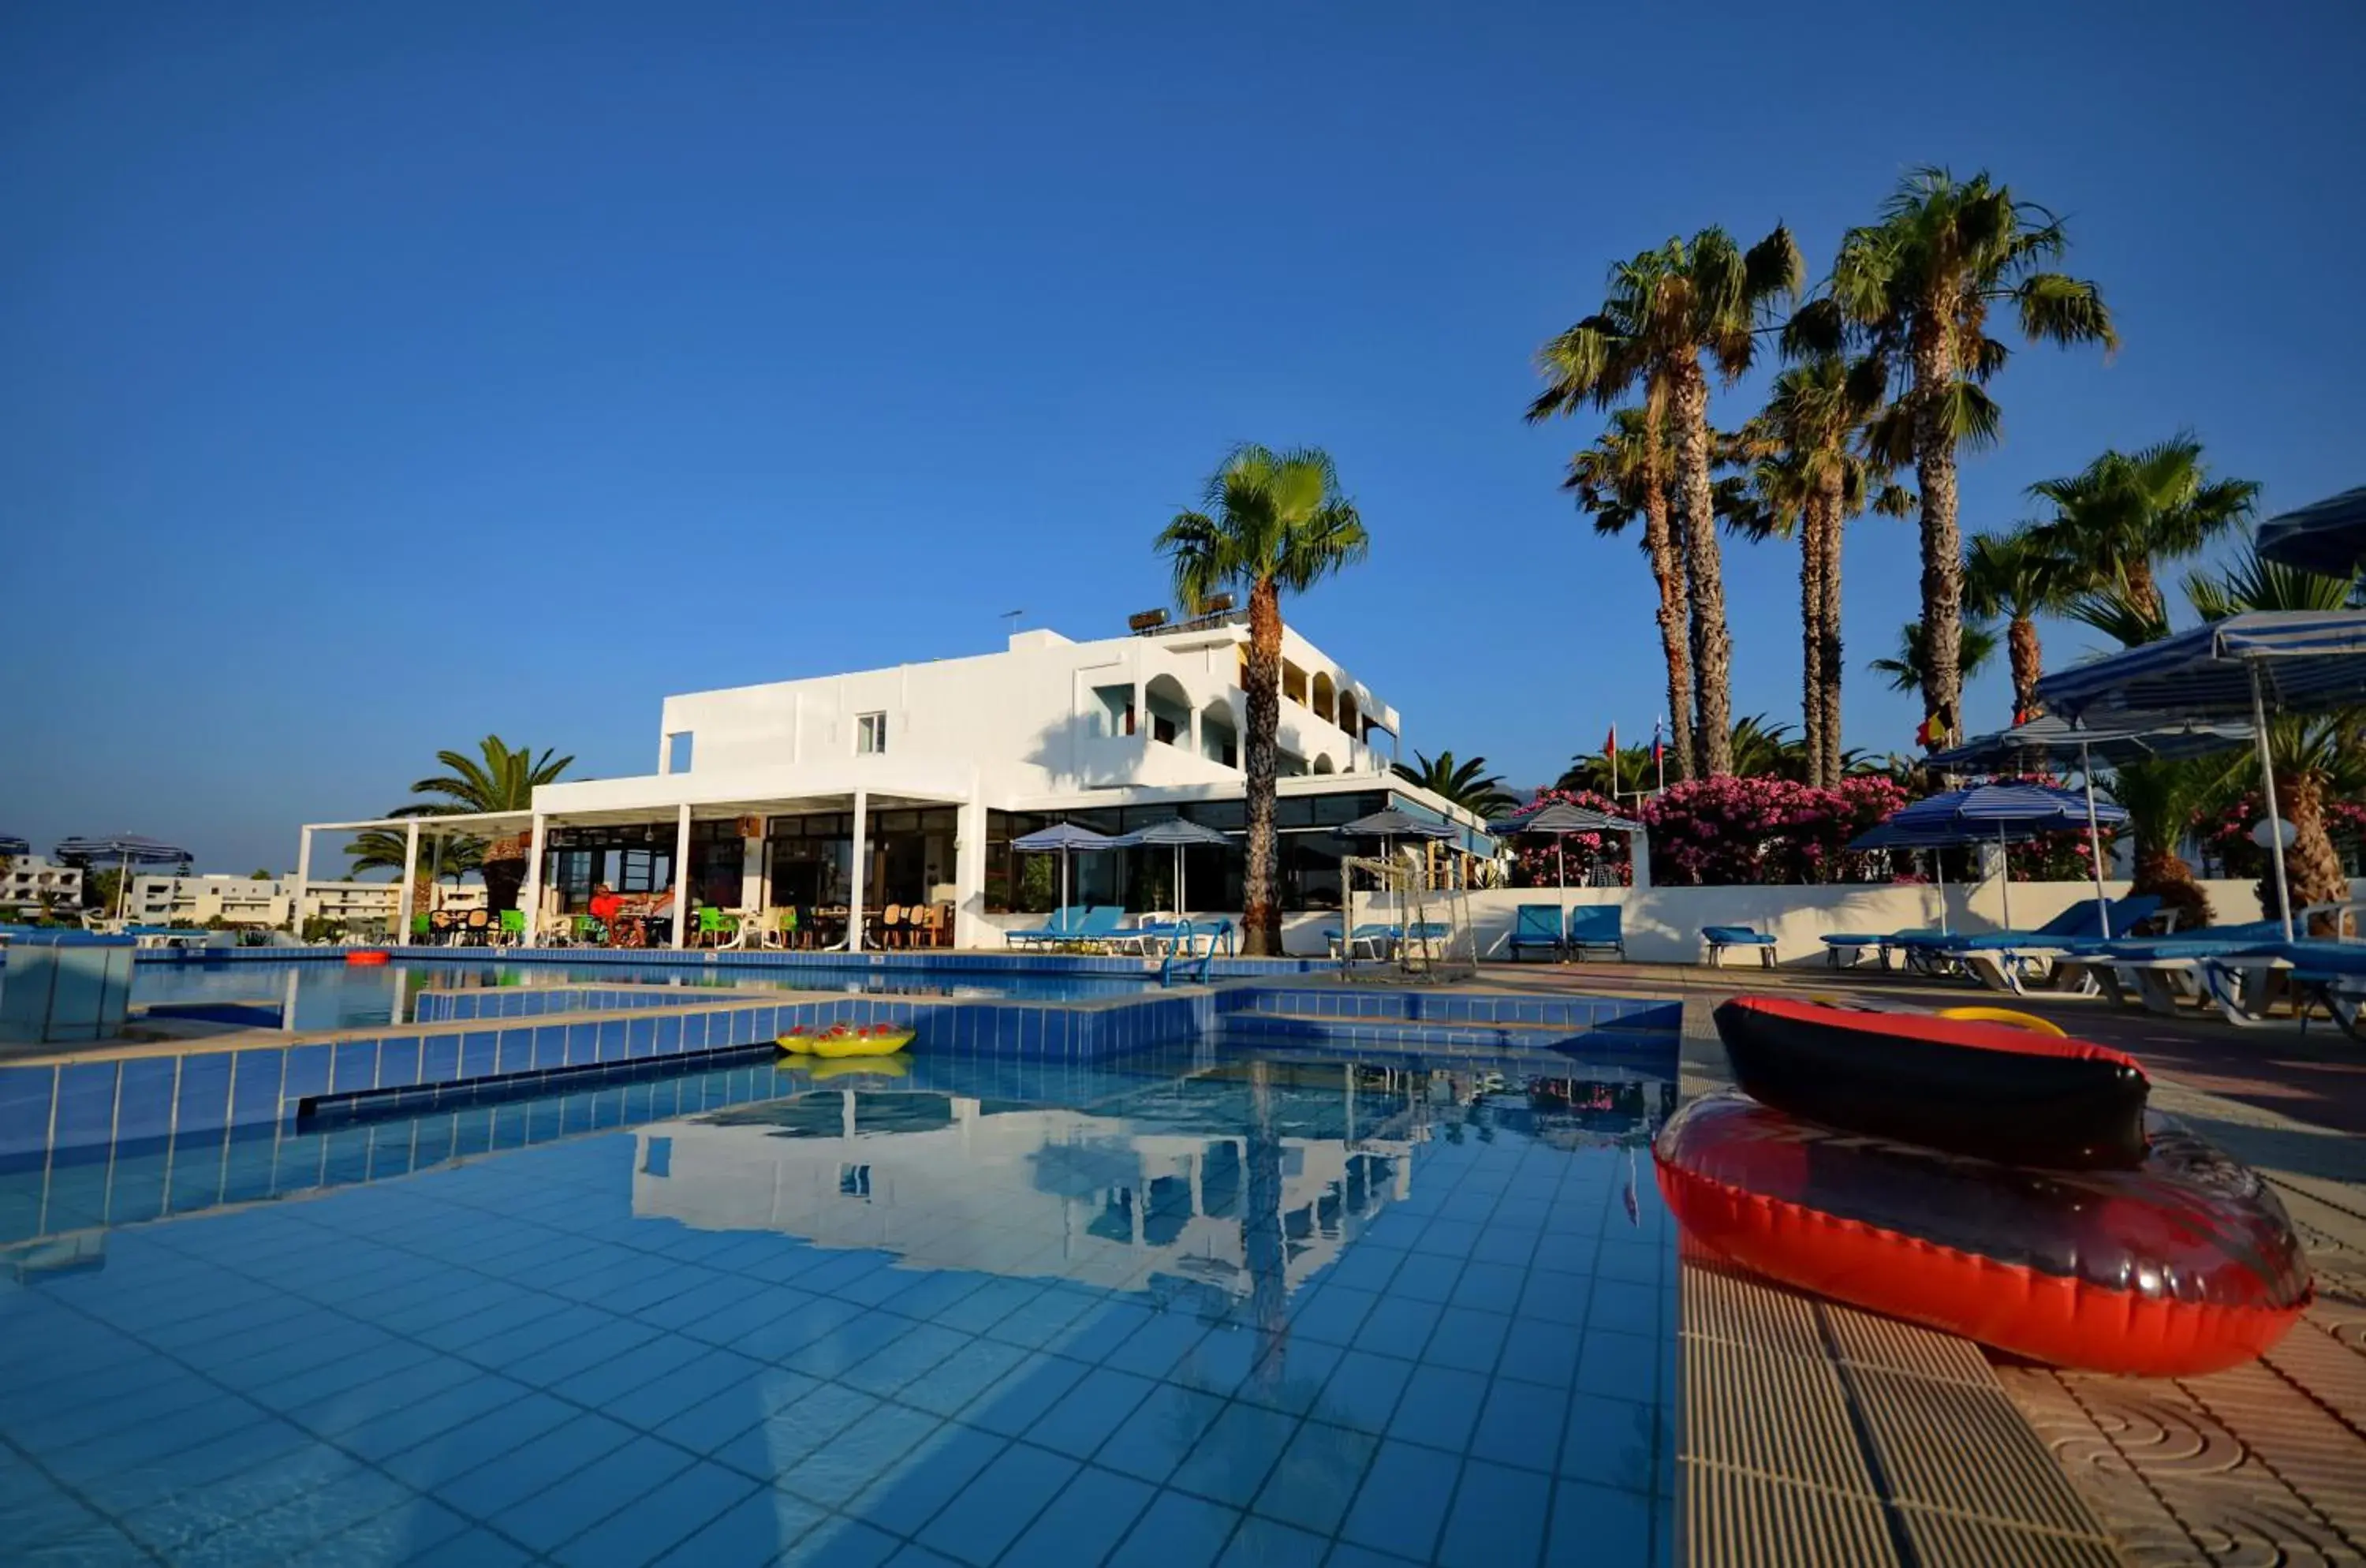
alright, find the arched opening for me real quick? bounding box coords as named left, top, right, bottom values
left=1282, top=663, right=1309, bottom=707
left=1143, top=675, right=1192, bottom=748
left=1310, top=672, right=1337, bottom=725
left=1337, top=691, right=1360, bottom=738
left=1201, top=704, right=1239, bottom=768
left=1312, top=754, right=1338, bottom=775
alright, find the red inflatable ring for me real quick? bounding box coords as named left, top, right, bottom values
left=1655, top=1092, right=2311, bottom=1376
left=345, top=950, right=390, bottom=966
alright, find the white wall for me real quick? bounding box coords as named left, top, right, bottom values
left=969, top=876, right=2335, bottom=962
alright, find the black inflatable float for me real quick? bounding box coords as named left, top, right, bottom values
left=1713, top=994, right=2150, bottom=1169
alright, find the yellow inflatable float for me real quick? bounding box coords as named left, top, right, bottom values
left=778, top=1022, right=916, bottom=1058
left=807, top=1054, right=910, bottom=1081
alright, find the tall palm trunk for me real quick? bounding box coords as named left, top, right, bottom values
left=1640, top=432, right=1696, bottom=782
left=1241, top=578, right=1286, bottom=954
left=2122, top=555, right=2162, bottom=623
left=2006, top=616, right=2042, bottom=720
left=1817, top=473, right=1846, bottom=788
left=1909, top=308, right=1963, bottom=743
left=2276, top=771, right=2350, bottom=931
left=481, top=832, right=529, bottom=913
left=2132, top=844, right=2211, bottom=932
left=1670, top=367, right=1733, bottom=776
left=1797, top=497, right=1828, bottom=788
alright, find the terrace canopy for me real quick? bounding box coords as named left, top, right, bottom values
left=2033, top=608, right=2366, bottom=939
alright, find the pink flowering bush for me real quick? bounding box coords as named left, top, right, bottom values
left=1633, top=775, right=1910, bottom=886
left=2196, top=792, right=2366, bottom=878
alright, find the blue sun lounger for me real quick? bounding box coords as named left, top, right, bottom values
left=1005, top=906, right=1086, bottom=948
left=1565, top=905, right=1625, bottom=961
left=1506, top=905, right=1566, bottom=961
left=1701, top=925, right=1777, bottom=968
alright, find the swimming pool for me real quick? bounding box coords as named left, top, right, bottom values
left=0, top=1038, right=1677, bottom=1565
left=125, top=959, right=1161, bottom=1032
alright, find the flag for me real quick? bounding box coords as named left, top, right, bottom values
left=1603, top=723, right=1618, bottom=762
left=1651, top=717, right=1664, bottom=763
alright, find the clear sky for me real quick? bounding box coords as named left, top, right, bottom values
left=5, top=1, right=2361, bottom=873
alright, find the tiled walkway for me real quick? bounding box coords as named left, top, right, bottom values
left=1439, top=959, right=2366, bottom=1566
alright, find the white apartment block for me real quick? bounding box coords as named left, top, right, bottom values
left=300, top=613, right=1497, bottom=950
left=0, top=856, right=84, bottom=917
left=127, top=875, right=485, bottom=930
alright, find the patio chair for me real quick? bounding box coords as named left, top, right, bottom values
left=573, top=914, right=608, bottom=946
left=1326, top=923, right=1398, bottom=961
left=409, top=913, right=430, bottom=945
left=1506, top=904, right=1564, bottom=961
left=1076, top=907, right=1130, bottom=950
left=1565, top=905, right=1625, bottom=961
left=1701, top=925, right=1777, bottom=968
left=696, top=906, right=737, bottom=948
left=1006, top=906, right=1085, bottom=948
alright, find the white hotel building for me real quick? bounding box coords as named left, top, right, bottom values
left=299, top=613, right=1498, bottom=951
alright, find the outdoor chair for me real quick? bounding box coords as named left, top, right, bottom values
left=1506, top=905, right=1564, bottom=961
left=1819, top=930, right=1942, bottom=969
left=1327, top=923, right=1398, bottom=961
left=695, top=906, right=737, bottom=948
left=1701, top=925, right=1777, bottom=968
left=1006, top=906, right=1086, bottom=948
left=409, top=913, right=430, bottom=945
left=1565, top=904, right=1625, bottom=961
left=496, top=909, right=526, bottom=946
left=573, top=914, right=607, bottom=946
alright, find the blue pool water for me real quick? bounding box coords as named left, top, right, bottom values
left=127, top=960, right=1159, bottom=1032
left=0, top=1040, right=1677, bottom=1566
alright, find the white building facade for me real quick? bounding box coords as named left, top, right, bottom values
left=128, top=875, right=483, bottom=931
left=0, top=856, right=84, bottom=917
left=299, top=615, right=1509, bottom=951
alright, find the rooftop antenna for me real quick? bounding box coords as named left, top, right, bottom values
left=1002, top=609, right=1025, bottom=636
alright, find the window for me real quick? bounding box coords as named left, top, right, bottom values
left=856, top=711, right=887, bottom=755
left=666, top=732, right=693, bottom=773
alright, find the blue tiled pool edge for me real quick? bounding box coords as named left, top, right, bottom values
left=1, top=984, right=1680, bottom=1159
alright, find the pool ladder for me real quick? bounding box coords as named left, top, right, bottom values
left=1159, top=920, right=1214, bottom=987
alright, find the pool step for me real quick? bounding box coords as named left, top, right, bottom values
left=1218, top=1010, right=1672, bottom=1052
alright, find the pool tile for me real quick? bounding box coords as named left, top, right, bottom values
left=1387, top=1363, right=1487, bottom=1453
left=1353, top=1295, right=1442, bottom=1360
left=1215, top=1514, right=1327, bottom=1567
left=1249, top=1420, right=1375, bottom=1536
left=1574, top=1330, right=1659, bottom=1404
left=1170, top=1401, right=1300, bottom=1506
left=841, top=1421, right=1006, bottom=1538
left=1558, top=1391, right=1655, bottom=1491
left=649, top=1485, right=827, bottom=1567
left=913, top=1440, right=1080, bottom=1564
left=492, top=1432, right=694, bottom=1553
left=780, top=1517, right=901, bottom=1567
left=778, top=1402, right=943, bottom=1508
left=1551, top=1477, right=1652, bottom=1565
left=1094, top=1383, right=1226, bottom=1484
left=1338, top=1438, right=1454, bottom=1559
left=1106, top=1485, right=1244, bottom=1568
left=1023, top=1368, right=1155, bottom=1459
left=113, top=1058, right=178, bottom=1143
left=1435, top=1458, right=1550, bottom=1567
left=553, top=1459, right=762, bottom=1568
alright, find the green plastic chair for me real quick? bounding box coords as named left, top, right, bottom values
left=498, top=909, right=525, bottom=944
left=573, top=914, right=606, bottom=946
left=697, top=906, right=737, bottom=946
left=409, top=913, right=430, bottom=943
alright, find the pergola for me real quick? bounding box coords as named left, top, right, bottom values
left=296, top=784, right=967, bottom=951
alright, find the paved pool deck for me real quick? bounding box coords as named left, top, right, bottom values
left=1433, top=958, right=2366, bottom=1566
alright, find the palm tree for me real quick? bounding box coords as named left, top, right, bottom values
left=1531, top=225, right=1803, bottom=776
left=1870, top=618, right=1999, bottom=698
left=1737, top=355, right=1909, bottom=784
left=1558, top=741, right=1660, bottom=800
left=2025, top=435, right=2261, bottom=620
left=1726, top=715, right=1812, bottom=782
left=1565, top=408, right=1693, bottom=779
left=1158, top=445, right=1370, bottom=955
left=349, top=827, right=486, bottom=925
left=1804, top=167, right=2114, bottom=744
left=394, top=737, right=574, bottom=913
left=1394, top=751, right=1518, bottom=819
left=2103, top=756, right=2229, bottom=931
left=1963, top=530, right=2077, bottom=721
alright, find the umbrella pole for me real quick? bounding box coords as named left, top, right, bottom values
left=2081, top=741, right=2110, bottom=939
left=1998, top=822, right=2013, bottom=931
left=117, top=850, right=130, bottom=925
left=1061, top=850, right=1070, bottom=927
left=2250, top=661, right=2296, bottom=942
left=1935, top=848, right=1949, bottom=936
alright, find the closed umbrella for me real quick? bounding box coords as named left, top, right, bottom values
left=1928, top=711, right=2250, bottom=937
left=2034, top=608, right=2366, bottom=939
left=54, top=834, right=194, bottom=924
left=1009, top=822, right=1117, bottom=920
left=1335, top=808, right=1457, bottom=968
left=1488, top=801, right=1644, bottom=935
left=1110, top=817, right=1231, bottom=917
left=1851, top=786, right=2127, bottom=933
left=2256, top=485, right=2366, bottom=578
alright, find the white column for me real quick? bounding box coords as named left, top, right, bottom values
left=741, top=819, right=765, bottom=911
left=848, top=790, right=868, bottom=952
left=953, top=793, right=988, bottom=949
left=291, top=827, right=313, bottom=936
left=1627, top=828, right=1652, bottom=891
left=397, top=819, right=420, bottom=943
left=520, top=813, right=548, bottom=943
left=670, top=804, right=692, bottom=950
left=1189, top=706, right=1202, bottom=760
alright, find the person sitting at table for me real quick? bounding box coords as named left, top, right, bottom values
left=588, top=883, right=623, bottom=945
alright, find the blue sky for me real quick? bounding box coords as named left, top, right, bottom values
left=5, top=1, right=2362, bottom=872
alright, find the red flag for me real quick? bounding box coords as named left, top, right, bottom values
left=1604, top=723, right=1618, bottom=761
